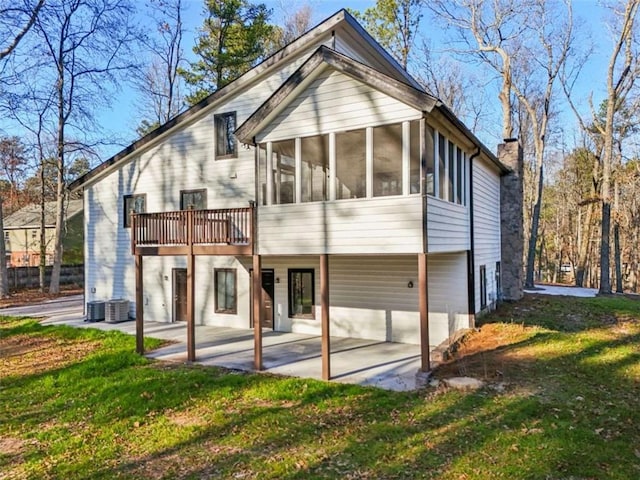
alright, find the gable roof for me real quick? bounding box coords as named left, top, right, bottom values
left=235, top=46, right=437, bottom=144
left=235, top=46, right=506, bottom=173
left=69, top=9, right=421, bottom=192
left=3, top=199, right=83, bottom=229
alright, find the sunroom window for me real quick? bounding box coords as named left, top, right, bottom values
left=336, top=129, right=366, bottom=199
left=301, top=135, right=329, bottom=202
left=373, top=123, right=402, bottom=197
left=272, top=140, right=295, bottom=204
left=257, top=119, right=438, bottom=205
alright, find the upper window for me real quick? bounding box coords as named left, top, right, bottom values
left=288, top=268, right=315, bottom=318
left=214, top=112, right=237, bottom=159
left=123, top=194, right=146, bottom=228
left=180, top=189, right=207, bottom=210
left=215, top=268, right=237, bottom=314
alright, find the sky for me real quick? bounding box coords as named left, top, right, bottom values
left=79, top=0, right=619, bottom=162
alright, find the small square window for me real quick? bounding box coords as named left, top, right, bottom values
left=215, top=112, right=237, bottom=159
left=180, top=189, right=207, bottom=210
left=123, top=194, right=146, bottom=228
left=288, top=269, right=315, bottom=318
left=215, top=268, right=237, bottom=314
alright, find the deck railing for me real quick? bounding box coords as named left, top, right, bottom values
left=131, top=207, right=253, bottom=251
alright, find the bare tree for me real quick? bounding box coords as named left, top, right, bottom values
left=33, top=0, right=138, bottom=293
left=135, top=0, right=186, bottom=135
left=515, top=0, right=574, bottom=288
left=273, top=3, right=314, bottom=48
left=562, top=0, right=640, bottom=294
left=0, top=0, right=44, bottom=61
left=0, top=0, right=44, bottom=297
left=428, top=0, right=529, bottom=140
left=414, top=41, right=489, bottom=134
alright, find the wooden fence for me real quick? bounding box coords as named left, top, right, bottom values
left=7, top=265, right=84, bottom=290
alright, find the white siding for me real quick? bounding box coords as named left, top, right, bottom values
left=237, top=254, right=468, bottom=347
left=472, top=156, right=502, bottom=313
left=257, top=196, right=424, bottom=255
left=427, top=253, right=470, bottom=347
left=427, top=196, right=470, bottom=252
left=257, top=69, right=421, bottom=142
left=83, top=51, right=318, bottom=314
left=333, top=32, right=415, bottom=86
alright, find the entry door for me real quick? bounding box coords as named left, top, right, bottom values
left=173, top=268, right=188, bottom=322
left=251, top=269, right=274, bottom=329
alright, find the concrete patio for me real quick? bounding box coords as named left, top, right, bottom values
left=2, top=295, right=429, bottom=391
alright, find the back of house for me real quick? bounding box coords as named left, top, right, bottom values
left=70, top=10, right=514, bottom=364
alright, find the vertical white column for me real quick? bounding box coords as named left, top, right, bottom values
left=295, top=137, right=302, bottom=203
left=329, top=132, right=336, bottom=201
left=433, top=130, right=440, bottom=199
left=266, top=142, right=273, bottom=206
left=366, top=127, right=373, bottom=198
left=453, top=146, right=458, bottom=203
left=402, top=121, right=410, bottom=196
left=444, top=137, right=450, bottom=201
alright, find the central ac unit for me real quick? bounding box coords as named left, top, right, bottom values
left=105, top=299, right=130, bottom=323
left=86, top=301, right=105, bottom=322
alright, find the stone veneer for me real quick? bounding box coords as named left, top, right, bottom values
left=498, top=139, right=524, bottom=301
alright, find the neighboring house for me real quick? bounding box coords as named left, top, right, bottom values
left=3, top=199, right=84, bottom=267
left=70, top=10, right=522, bottom=377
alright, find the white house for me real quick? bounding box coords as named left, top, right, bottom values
left=70, top=10, right=520, bottom=379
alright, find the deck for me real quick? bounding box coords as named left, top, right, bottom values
left=131, top=207, right=253, bottom=256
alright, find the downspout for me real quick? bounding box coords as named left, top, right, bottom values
left=467, top=148, right=480, bottom=328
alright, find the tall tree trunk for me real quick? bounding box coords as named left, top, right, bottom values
left=614, top=180, right=623, bottom=293
left=600, top=200, right=612, bottom=294
left=575, top=203, right=594, bottom=287
left=0, top=198, right=8, bottom=297
left=39, top=159, right=46, bottom=292
left=525, top=154, right=544, bottom=287
left=614, top=222, right=623, bottom=293
left=50, top=65, right=65, bottom=294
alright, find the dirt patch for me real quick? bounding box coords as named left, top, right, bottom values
left=433, top=323, right=538, bottom=380
left=0, top=286, right=82, bottom=309
left=0, top=436, right=27, bottom=456
left=166, top=410, right=208, bottom=428
left=0, top=334, right=100, bottom=379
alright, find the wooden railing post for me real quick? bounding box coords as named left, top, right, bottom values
left=130, top=211, right=136, bottom=254
left=418, top=253, right=430, bottom=372
left=186, top=206, right=196, bottom=362
left=320, top=254, right=330, bottom=380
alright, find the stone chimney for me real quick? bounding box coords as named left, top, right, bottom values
left=498, top=139, right=524, bottom=301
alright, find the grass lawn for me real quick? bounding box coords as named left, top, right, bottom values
left=2, top=294, right=640, bottom=479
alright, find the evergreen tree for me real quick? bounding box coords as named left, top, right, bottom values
left=181, top=0, right=275, bottom=105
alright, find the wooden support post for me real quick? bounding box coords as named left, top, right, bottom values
left=418, top=253, right=430, bottom=372
left=253, top=254, right=263, bottom=370
left=186, top=208, right=196, bottom=362
left=320, top=254, right=330, bottom=380
left=135, top=254, right=144, bottom=355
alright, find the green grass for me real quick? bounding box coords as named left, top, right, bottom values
left=2, top=295, right=640, bottom=479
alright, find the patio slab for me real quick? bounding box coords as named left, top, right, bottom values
left=4, top=295, right=428, bottom=391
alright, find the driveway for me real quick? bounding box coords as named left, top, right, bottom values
left=1, top=295, right=427, bottom=391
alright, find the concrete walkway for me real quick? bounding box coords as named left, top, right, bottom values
left=1, top=295, right=427, bottom=391
left=525, top=284, right=598, bottom=298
